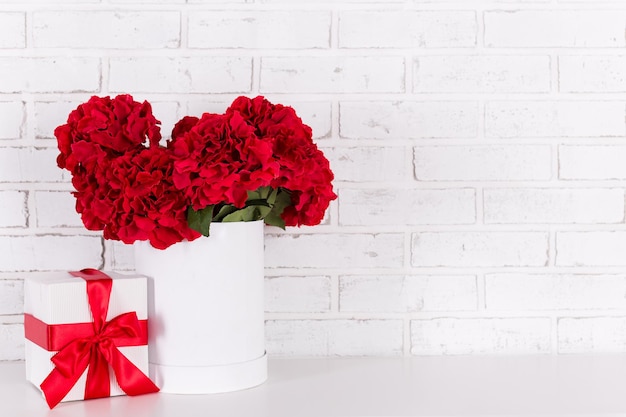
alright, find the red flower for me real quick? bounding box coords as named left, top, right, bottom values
left=55, top=94, right=336, bottom=249
left=168, top=111, right=279, bottom=209
left=227, top=96, right=337, bottom=226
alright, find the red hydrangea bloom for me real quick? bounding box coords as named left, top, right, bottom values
left=72, top=146, right=200, bottom=249
left=55, top=95, right=161, bottom=173
left=227, top=96, right=337, bottom=226
left=168, top=111, right=280, bottom=209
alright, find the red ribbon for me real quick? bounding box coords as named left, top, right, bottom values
left=25, top=269, right=159, bottom=408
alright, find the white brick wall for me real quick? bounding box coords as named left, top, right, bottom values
left=32, top=11, right=181, bottom=49
left=1, top=0, right=626, bottom=359
left=411, top=318, right=552, bottom=355
left=414, top=56, right=551, bottom=93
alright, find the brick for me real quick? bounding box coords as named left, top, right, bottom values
left=340, top=101, right=478, bottom=139
left=0, top=147, right=69, bottom=183
left=0, top=190, right=27, bottom=227
left=189, top=0, right=245, bottom=2
left=265, top=276, right=331, bottom=313
left=411, top=318, right=551, bottom=355
left=0, top=0, right=97, bottom=2
left=149, top=101, right=181, bottom=141
left=0, top=235, right=102, bottom=272
left=260, top=56, right=405, bottom=93
left=266, top=320, right=403, bottom=356
left=556, top=232, right=626, bottom=267
left=265, top=233, right=404, bottom=269
left=112, top=0, right=184, bottom=2
left=0, top=12, right=24, bottom=48
left=414, top=55, right=550, bottom=93
left=412, top=232, right=549, bottom=267
left=324, top=147, right=407, bottom=182
left=414, top=145, right=552, bottom=181
left=560, top=56, right=626, bottom=93
left=33, top=11, right=179, bottom=48
left=0, top=57, right=99, bottom=93
left=485, top=11, right=626, bottom=47
left=486, top=101, right=625, bottom=138
left=558, top=0, right=624, bottom=2
left=262, top=0, right=401, bottom=2
left=103, top=241, right=135, bottom=271
left=0, top=101, right=23, bottom=139
left=34, top=101, right=79, bottom=139
left=340, top=275, right=477, bottom=312
left=291, top=101, right=332, bottom=139
left=0, top=323, right=24, bottom=360
left=560, top=145, right=626, bottom=180
left=339, top=11, right=475, bottom=48
left=559, top=318, right=626, bottom=353
left=411, top=0, right=549, bottom=2
left=189, top=11, right=330, bottom=49
left=34, top=191, right=82, bottom=227
left=0, top=280, right=23, bottom=315
left=339, top=188, right=475, bottom=226
left=109, top=57, right=252, bottom=94
left=484, top=188, right=624, bottom=224
left=486, top=274, right=626, bottom=311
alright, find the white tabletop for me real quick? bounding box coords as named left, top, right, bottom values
left=3, top=355, right=626, bottom=416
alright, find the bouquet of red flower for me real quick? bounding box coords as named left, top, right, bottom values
left=55, top=95, right=336, bottom=249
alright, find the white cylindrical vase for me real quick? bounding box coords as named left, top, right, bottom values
left=134, top=220, right=266, bottom=394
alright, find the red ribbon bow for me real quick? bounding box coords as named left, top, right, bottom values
left=26, top=269, right=159, bottom=408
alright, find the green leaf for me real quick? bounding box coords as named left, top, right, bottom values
left=264, top=211, right=286, bottom=229
left=187, top=205, right=214, bottom=236
left=222, top=209, right=245, bottom=223
left=266, top=187, right=278, bottom=206
left=263, top=189, right=291, bottom=230
left=213, top=205, right=238, bottom=222
left=245, top=199, right=270, bottom=207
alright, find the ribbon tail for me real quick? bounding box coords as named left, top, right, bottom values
left=107, top=347, right=159, bottom=396
left=84, top=348, right=111, bottom=400
left=40, top=359, right=89, bottom=409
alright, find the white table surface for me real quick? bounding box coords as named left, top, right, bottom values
left=3, top=355, right=626, bottom=416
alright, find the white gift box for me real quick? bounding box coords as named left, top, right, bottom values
left=24, top=271, right=151, bottom=405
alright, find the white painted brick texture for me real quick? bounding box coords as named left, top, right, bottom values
left=189, top=11, right=331, bottom=49
left=414, top=145, right=552, bottom=181
left=0, top=58, right=100, bottom=93
left=341, top=101, right=478, bottom=139
left=559, top=318, right=626, bottom=354
left=267, top=320, right=403, bottom=356
left=0, top=191, right=27, bottom=228
left=2, top=1, right=626, bottom=359
left=338, top=11, right=476, bottom=48
left=109, top=57, right=252, bottom=94
left=32, top=11, right=181, bottom=49
left=260, top=56, right=405, bottom=93
left=559, top=56, right=626, bottom=93
left=0, top=13, right=25, bottom=49
left=486, top=101, right=625, bottom=138
left=411, top=318, right=552, bottom=355
left=0, top=102, right=24, bottom=140
left=265, top=276, right=331, bottom=313
left=412, top=232, right=549, bottom=267
left=484, top=11, right=626, bottom=47
left=487, top=274, right=626, bottom=311
left=339, top=188, right=475, bottom=225
left=414, top=56, right=551, bottom=93
left=340, top=275, right=477, bottom=313
left=483, top=188, right=624, bottom=224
